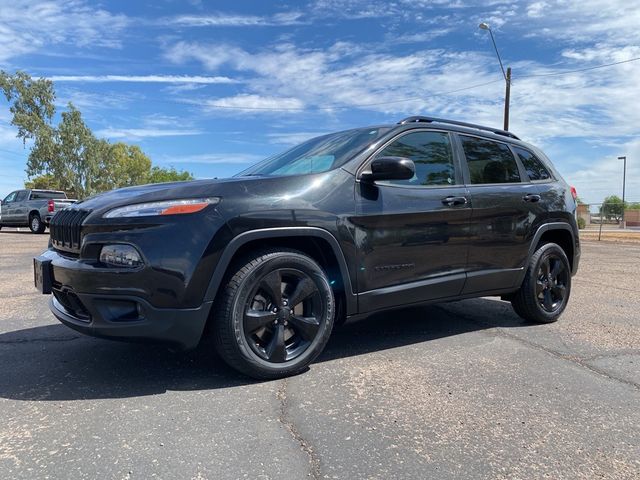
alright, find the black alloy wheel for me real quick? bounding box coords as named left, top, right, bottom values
left=213, top=249, right=335, bottom=379
left=244, top=268, right=324, bottom=363
left=536, top=254, right=569, bottom=313
left=511, top=242, right=572, bottom=324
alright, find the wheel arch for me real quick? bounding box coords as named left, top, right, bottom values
left=528, top=222, right=576, bottom=272
left=203, top=227, right=357, bottom=316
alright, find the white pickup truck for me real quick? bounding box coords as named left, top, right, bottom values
left=0, top=189, right=76, bottom=233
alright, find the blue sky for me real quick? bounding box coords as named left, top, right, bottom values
left=0, top=0, right=639, bottom=204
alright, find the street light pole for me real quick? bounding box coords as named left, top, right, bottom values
left=479, top=22, right=511, bottom=131
left=618, top=156, right=627, bottom=228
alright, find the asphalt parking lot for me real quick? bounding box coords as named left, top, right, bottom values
left=0, top=229, right=638, bottom=479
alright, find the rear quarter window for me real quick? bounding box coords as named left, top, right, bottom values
left=513, top=147, right=552, bottom=181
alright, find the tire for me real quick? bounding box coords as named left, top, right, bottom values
left=213, top=249, right=335, bottom=379
left=29, top=214, right=46, bottom=234
left=511, top=242, right=571, bottom=324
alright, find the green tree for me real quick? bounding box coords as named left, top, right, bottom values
left=628, top=202, right=640, bottom=210
left=601, top=195, right=625, bottom=221
left=148, top=166, right=193, bottom=183
left=24, top=173, right=75, bottom=197
left=0, top=70, right=55, bottom=144
left=94, top=142, right=153, bottom=191
left=2, top=70, right=194, bottom=198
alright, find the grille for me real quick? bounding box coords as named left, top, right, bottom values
left=50, top=208, right=91, bottom=253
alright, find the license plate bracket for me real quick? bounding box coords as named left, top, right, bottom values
left=33, top=255, right=53, bottom=294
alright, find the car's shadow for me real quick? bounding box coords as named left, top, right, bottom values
left=0, top=298, right=529, bottom=401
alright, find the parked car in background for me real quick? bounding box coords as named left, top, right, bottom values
left=0, top=189, right=76, bottom=233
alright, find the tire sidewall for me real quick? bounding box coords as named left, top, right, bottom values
left=30, top=215, right=41, bottom=233
left=229, top=253, right=334, bottom=375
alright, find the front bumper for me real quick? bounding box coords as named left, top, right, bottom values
left=50, top=293, right=212, bottom=350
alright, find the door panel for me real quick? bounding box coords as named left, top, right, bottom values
left=354, top=183, right=471, bottom=310
left=1, top=191, right=18, bottom=224
left=12, top=190, right=29, bottom=224
left=463, top=183, right=545, bottom=293
left=352, top=129, right=471, bottom=312
left=456, top=134, right=545, bottom=294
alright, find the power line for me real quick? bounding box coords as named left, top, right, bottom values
left=170, top=57, right=640, bottom=112
left=516, top=56, right=640, bottom=78
left=0, top=147, right=26, bottom=158
left=198, top=78, right=505, bottom=111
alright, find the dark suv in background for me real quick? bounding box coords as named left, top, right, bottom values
left=34, top=116, right=580, bottom=379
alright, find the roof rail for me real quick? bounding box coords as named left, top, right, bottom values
left=397, top=116, right=520, bottom=140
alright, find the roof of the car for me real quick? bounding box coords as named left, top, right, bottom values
left=384, top=115, right=531, bottom=147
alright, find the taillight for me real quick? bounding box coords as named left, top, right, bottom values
left=570, top=186, right=577, bottom=200
left=48, top=200, right=55, bottom=212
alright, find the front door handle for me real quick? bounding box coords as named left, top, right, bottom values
left=442, top=196, right=468, bottom=206
left=523, top=194, right=541, bottom=203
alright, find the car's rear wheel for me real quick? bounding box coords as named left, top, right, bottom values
left=213, top=249, right=335, bottom=379
left=29, top=214, right=46, bottom=234
left=511, top=242, right=571, bottom=323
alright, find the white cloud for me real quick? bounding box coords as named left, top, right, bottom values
left=166, top=11, right=304, bottom=27
left=0, top=0, right=128, bottom=61
left=204, top=94, right=305, bottom=112
left=561, top=139, right=640, bottom=205
left=96, top=128, right=203, bottom=140
left=48, top=75, right=237, bottom=84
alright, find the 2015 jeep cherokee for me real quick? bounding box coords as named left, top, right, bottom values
left=34, top=116, right=580, bottom=379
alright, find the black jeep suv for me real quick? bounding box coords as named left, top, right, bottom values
left=34, top=116, right=580, bottom=379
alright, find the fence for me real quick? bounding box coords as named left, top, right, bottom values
left=576, top=202, right=640, bottom=241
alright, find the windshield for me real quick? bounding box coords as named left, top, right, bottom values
left=238, top=127, right=390, bottom=177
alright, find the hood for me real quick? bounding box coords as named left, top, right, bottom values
left=73, top=178, right=241, bottom=213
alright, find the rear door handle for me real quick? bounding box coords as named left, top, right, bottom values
left=523, top=194, right=541, bottom=203
left=442, top=196, right=468, bottom=206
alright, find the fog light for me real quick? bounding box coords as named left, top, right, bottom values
left=99, top=244, right=143, bottom=268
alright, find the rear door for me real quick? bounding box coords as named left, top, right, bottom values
left=353, top=129, right=471, bottom=312
left=457, top=134, right=546, bottom=294
left=12, top=190, right=29, bottom=224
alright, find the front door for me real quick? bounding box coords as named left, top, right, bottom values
left=353, top=129, right=471, bottom=313
left=1, top=191, right=18, bottom=224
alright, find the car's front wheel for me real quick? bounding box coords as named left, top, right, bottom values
left=511, top=242, right=571, bottom=323
left=213, top=249, right=335, bottom=379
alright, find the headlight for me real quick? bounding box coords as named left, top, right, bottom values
left=103, top=197, right=220, bottom=218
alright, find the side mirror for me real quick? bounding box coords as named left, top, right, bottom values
left=360, top=156, right=415, bottom=182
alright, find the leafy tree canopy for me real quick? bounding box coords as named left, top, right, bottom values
left=1, top=70, right=193, bottom=199
left=601, top=195, right=625, bottom=220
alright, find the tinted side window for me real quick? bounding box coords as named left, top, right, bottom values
left=460, top=136, right=521, bottom=184
left=15, top=191, right=28, bottom=202
left=513, top=147, right=551, bottom=181
left=377, top=131, right=455, bottom=186
left=3, top=192, right=17, bottom=203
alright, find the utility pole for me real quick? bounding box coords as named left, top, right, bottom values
left=479, top=23, right=511, bottom=131
left=504, top=67, right=511, bottom=131
left=619, top=156, right=627, bottom=228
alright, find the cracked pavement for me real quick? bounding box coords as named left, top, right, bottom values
left=0, top=230, right=638, bottom=479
